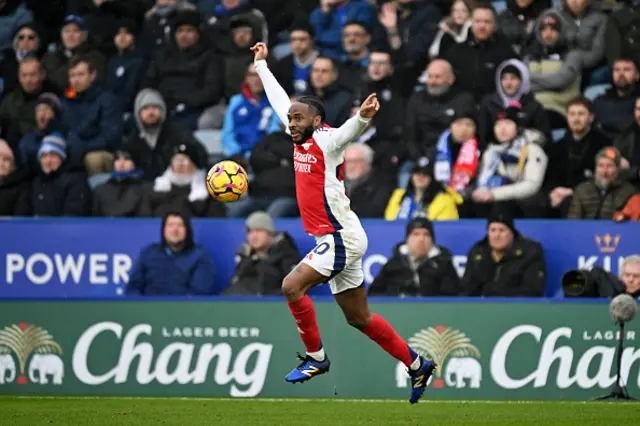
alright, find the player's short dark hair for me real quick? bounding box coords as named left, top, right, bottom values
left=68, top=55, right=95, bottom=72
left=567, top=96, right=594, bottom=113
left=296, top=96, right=326, bottom=121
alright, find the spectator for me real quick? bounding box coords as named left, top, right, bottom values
left=385, top=156, right=462, bottom=220
left=428, top=0, right=472, bottom=60
left=41, top=15, right=107, bottom=92
left=546, top=97, right=609, bottom=217
left=206, top=0, right=267, bottom=56
left=442, top=4, right=517, bottom=103
left=472, top=102, right=548, bottom=218
left=143, top=10, right=226, bottom=131
left=126, top=211, right=217, bottom=295
left=498, top=0, right=550, bottom=54
left=344, top=143, right=395, bottom=218
left=140, top=0, right=198, bottom=56
left=139, top=142, right=226, bottom=218
left=123, top=88, right=205, bottom=181
left=614, top=97, right=640, bottom=188
left=605, top=0, right=640, bottom=67
left=568, top=147, right=637, bottom=219
left=307, top=56, right=353, bottom=127
left=0, top=56, right=58, bottom=151
left=74, top=0, right=139, bottom=57
left=369, top=217, right=459, bottom=297
left=221, top=62, right=281, bottom=163
left=226, top=131, right=297, bottom=218
left=615, top=193, right=640, bottom=222
left=459, top=209, right=546, bottom=297
left=223, top=15, right=259, bottom=99
left=525, top=11, right=582, bottom=128
left=0, top=23, right=45, bottom=96
left=310, top=0, right=376, bottom=58
left=380, top=0, right=441, bottom=65
left=0, top=0, right=33, bottom=52
left=18, top=92, right=66, bottom=174
left=64, top=56, right=123, bottom=176
left=105, top=19, right=146, bottom=118
left=594, top=58, right=640, bottom=140
left=0, top=139, right=29, bottom=215
left=224, top=211, right=300, bottom=295
left=478, top=59, right=550, bottom=149
left=24, top=132, right=92, bottom=217
left=405, top=59, right=475, bottom=160
left=22, top=0, right=65, bottom=47
left=273, top=22, right=318, bottom=96
left=621, top=255, right=640, bottom=298
left=339, top=20, right=370, bottom=89
left=92, top=148, right=145, bottom=217
left=558, top=0, right=607, bottom=73
left=248, top=0, right=301, bottom=47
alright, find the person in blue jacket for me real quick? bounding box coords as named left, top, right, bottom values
left=221, top=62, right=281, bottom=164
left=126, top=211, right=217, bottom=296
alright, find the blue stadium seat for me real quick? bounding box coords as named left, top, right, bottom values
left=87, top=173, right=111, bottom=189
left=583, top=84, right=611, bottom=101
left=194, top=130, right=224, bottom=163
left=492, top=0, right=507, bottom=13
left=551, top=129, right=566, bottom=142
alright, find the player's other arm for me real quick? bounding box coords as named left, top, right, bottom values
left=327, top=93, right=379, bottom=152
left=251, top=43, right=291, bottom=129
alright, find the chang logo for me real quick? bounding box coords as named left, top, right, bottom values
left=0, top=323, right=63, bottom=385
left=595, top=234, right=620, bottom=254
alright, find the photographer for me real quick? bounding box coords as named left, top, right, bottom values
left=562, top=255, right=640, bottom=298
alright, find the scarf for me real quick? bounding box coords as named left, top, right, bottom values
left=434, top=130, right=479, bottom=193
left=478, top=138, right=528, bottom=188
left=153, top=168, right=208, bottom=202
left=112, top=169, right=143, bottom=180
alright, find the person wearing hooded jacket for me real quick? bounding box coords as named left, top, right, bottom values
left=92, top=148, right=145, bottom=217
left=557, top=0, right=607, bottom=72
left=498, top=0, right=550, bottom=54
left=126, top=211, right=217, bottom=296
left=0, top=0, right=33, bottom=53
left=369, top=217, right=459, bottom=297
left=478, top=59, right=550, bottom=149
left=140, top=0, right=198, bottom=57
left=0, top=22, right=46, bottom=96
left=224, top=211, right=301, bottom=296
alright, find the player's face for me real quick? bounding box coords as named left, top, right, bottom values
left=488, top=223, right=514, bottom=252
left=287, top=102, right=321, bottom=144
left=406, top=228, right=433, bottom=258
left=163, top=215, right=187, bottom=246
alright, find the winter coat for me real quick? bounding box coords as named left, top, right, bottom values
left=140, top=2, right=198, bottom=57
left=92, top=177, right=145, bottom=217
left=25, top=166, right=92, bottom=217
left=384, top=183, right=462, bottom=221
left=309, top=0, right=377, bottom=58
left=105, top=49, right=147, bottom=114
left=205, top=2, right=268, bottom=56
left=126, top=243, right=216, bottom=296
left=614, top=123, right=640, bottom=187
left=369, top=244, right=459, bottom=297
left=0, top=2, right=33, bottom=52
left=605, top=2, right=640, bottom=67
left=498, top=0, right=550, bottom=53
left=0, top=22, right=46, bottom=96
left=390, top=0, right=442, bottom=66
left=442, top=33, right=518, bottom=103
left=348, top=172, right=396, bottom=218
left=615, top=194, right=640, bottom=222
left=248, top=131, right=295, bottom=199
left=63, top=83, right=123, bottom=160
left=311, top=81, right=353, bottom=128
left=429, top=18, right=470, bottom=60
left=405, top=88, right=476, bottom=158
left=459, top=233, right=546, bottom=297
left=17, top=117, right=68, bottom=174
left=557, top=1, right=607, bottom=69
left=568, top=178, right=638, bottom=219
left=594, top=87, right=640, bottom=140
left=479, top=130, right=548, bottom=202
left=139, top=169, right=226, bottom=218
left=0, top=168, right=30, bottom=216
left=73, top=0, right=139, bottom=56
left=41, top=40, right=107, bottom=92
left=545, top=127, right=610, bottom=190
left=272, top=53, right=315, bottom=96
left=224, top=232, right=300, bottom=296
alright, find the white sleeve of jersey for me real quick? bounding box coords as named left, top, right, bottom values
left=322, top=113, right=371, bottom=152
left=254, top=59, right=291, bottom=134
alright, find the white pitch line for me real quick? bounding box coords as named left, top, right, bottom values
left=6, top=396, right=623, bottom=405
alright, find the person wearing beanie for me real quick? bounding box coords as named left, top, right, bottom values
left=139, top=142, right=225, bottom=218
left=478, top=58, right=550, bottom=149
left=24, top=131, right=91, bottom=217
left=0, top=23, right=45, bottom=96
left=141, top=9, right=226, bottom=131
left=0, top=138, right=30, bottom=216
left=369, top=216, right=459, bottom=297
left=208, top=0, right=268, bottom=56
left=126, top=211, right=217, bottom=295
left=385, top=155, right=463, bottom=221
left=459, top=206, right=546, bottom=297
left=568, top=146, right=638, bottom=219
left=105, top=19, right=146, bottom=117
left=224, top=210, right=301, bottom=296
left=92, top=148, right=146, bottom=217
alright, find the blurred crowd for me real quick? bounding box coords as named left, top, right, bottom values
left=0, top=0, right=640, bottom=222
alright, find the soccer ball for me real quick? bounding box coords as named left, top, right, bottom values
left=206, top=160, right=249, bottom=202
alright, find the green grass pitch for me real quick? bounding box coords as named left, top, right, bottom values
left=1, top=396, right=639, bottom=426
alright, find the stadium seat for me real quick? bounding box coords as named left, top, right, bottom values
left=87, top=173, right=111, bottom=189
left=551, top=129, right=566, bottom=142
left=194, top=130, right=224, bottom=163
left=492, top=0, right=507, bottom=13
left=583, top=84, right=611, bottom=101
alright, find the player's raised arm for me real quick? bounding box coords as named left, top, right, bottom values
left=328, top=93, right=379, bottom=151
left=251, top=43, right=291, bottom=128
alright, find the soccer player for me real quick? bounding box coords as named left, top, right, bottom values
left=250, top=42, right=436, bottom=404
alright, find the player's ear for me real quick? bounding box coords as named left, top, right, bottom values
left=313, top=115, right=322, bottom=128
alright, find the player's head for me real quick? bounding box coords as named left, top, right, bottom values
left=287, top=96, right=325, bottom=144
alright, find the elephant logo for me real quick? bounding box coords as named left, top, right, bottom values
left=0, top=323, right=63, bottom=385
left=395, top=325, right=481, bottom=389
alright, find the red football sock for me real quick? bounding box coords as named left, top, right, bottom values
left=287, top=295, right=323, bottom=352
left=361, top=313, right=415, bottom=367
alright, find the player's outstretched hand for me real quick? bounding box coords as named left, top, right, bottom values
left=250, top=42, right=269, bottom=62
left=359, top=93, right=380, bottom=119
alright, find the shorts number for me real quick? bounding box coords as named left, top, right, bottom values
left=313, top=242, right=330, bottom=255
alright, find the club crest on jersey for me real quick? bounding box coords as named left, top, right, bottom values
left=302, top=142, right=313, bottom=150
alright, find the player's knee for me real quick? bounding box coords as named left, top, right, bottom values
left=344, top=312, right=372, bottom=330
left=282, top=274, right=303, bottom=301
